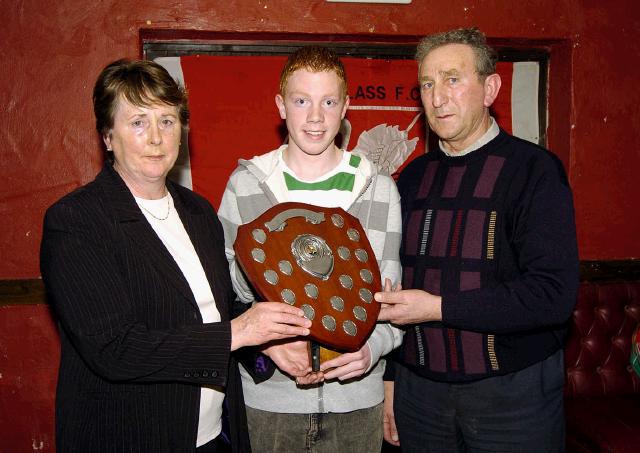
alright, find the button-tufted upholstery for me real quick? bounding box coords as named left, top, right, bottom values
left=564, top=281, right=640, bottom=452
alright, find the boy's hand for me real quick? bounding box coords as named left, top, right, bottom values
left=319, top=343, right=372, bottom=381
left=262, top=340, right=312, bottom=377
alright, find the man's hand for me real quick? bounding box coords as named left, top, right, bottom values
left=383, top=381, right=400, bottom=446
left=230, top=302, right=311, bottom=351
left=320, top=343, right=372, bottom=381
left=375, top=282, right=443, bottom=325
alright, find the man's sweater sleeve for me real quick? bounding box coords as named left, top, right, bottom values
left=442, top=152, right=579, bottom=334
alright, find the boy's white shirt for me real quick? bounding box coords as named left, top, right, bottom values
left=280, top=149, right=359, bottom=210
left=246, top=145, right=373, bottom=207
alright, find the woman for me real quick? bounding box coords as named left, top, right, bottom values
left=40, top=59, right=311, bottom=453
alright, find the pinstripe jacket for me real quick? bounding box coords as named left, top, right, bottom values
left=40, top=163, right=250, bottom=453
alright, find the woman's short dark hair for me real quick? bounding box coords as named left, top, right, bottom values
left=93, top=59, right=189, bottom=138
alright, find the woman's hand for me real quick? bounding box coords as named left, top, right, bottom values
left=230, top=302, right=311, bottom=351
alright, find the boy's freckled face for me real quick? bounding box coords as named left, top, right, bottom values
left=275, top=69, right=349, bottom=158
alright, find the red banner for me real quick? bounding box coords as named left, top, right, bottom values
left=178, top=55, right=514, bottom=208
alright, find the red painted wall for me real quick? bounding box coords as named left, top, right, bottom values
left=0, top=304, right=59, bottom=451
left=1, top=1, right=639, bottom=279
left=0, top=1, right=639, bottom=451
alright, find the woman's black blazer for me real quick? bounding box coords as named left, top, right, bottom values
left=40, top=163, right=250, bottom=452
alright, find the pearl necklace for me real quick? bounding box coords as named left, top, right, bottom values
left=138, top=193, right=171, bottom=221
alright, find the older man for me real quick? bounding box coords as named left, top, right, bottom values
left=376, top=28, right=578, bottom=452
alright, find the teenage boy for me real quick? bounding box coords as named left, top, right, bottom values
left=218, top=46, right=402, bottom=452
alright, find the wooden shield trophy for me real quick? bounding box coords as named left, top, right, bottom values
left=234, top=202, right=381, bottom=370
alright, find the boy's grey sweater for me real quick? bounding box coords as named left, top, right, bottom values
left=218, top=146, right=403, bottom=413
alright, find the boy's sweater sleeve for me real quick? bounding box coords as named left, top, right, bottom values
left=365, top=177, right=404, bottom=370
left=218, top=177, right=256, bottom=305
left=218, top=174, right=277, bottom=383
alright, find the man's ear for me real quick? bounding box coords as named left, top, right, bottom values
left=341, top=96, right=350, bottom=119
left=275, top=94, right=286, bottom=120
left=483, top=73, right=502, bottom=108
